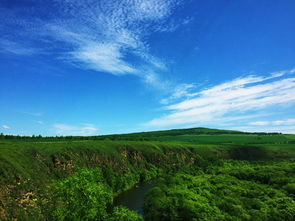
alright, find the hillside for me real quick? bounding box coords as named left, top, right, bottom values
left=1, top=127, right=294, bottom=143
left=1, top=128, right=295, bottom=220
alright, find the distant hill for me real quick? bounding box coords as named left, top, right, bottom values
left=2, top=127, right=293, bottom=145
left=0, top=127, right=286, bottom=141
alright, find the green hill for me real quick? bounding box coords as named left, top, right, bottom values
left=1, top=128, right=295, bottom=220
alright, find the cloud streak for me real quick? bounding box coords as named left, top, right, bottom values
left=249, top=119, right=295, bottom=126
left=0, top=39, right=38, bottom=55
left=2, top=125, right=10, bottom=129
left=146, top=69, right=295, bottom=127
left=45, top=0, right=183, bottom=79
left=1, top=0, right=189, bottom=89
left=53, top=123, right=98, bottom=136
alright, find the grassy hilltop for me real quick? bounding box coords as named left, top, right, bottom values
left=1, top=128, right=295, bottom=220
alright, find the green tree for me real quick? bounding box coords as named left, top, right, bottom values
left=108, top=206, right=143, bottom=221
left=50, top=168, right=113, bottom=221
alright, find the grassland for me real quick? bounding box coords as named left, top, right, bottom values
left=1, top=128, right=295, bottom=220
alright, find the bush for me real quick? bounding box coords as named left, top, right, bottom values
left=108, top=206, right=143, bottom=221
left=50, top=168, right=113, bottom=221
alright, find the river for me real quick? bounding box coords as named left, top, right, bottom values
left=113, top=180, right=155, bottom=215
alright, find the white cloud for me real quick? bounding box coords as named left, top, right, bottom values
left=273, top=119, right=295, bottom=125
left=1, top=0, right=188, bottom=90
left=17, top=111, right=43, bottom=117
left=249, top=119, right=295, bottom=126
left=53, top=123, right=98, bottom=136
left=232, top=125, right=295, bottom=134
left=160, top=83, right=195, bottom=104
left=2, top=125, right=10, bottom=129
left=71, top=43, right=137, bottom=75
left=249, top=121, right=270, bottom=126
left=0, top=39, right=38, bottom=55
left=146, top=69, right=295, bottom=127
left=43, top=0, right=183, bottom=84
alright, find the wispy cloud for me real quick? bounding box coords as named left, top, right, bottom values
left=160, top=83, right=196, bottom=104
left=248, top=121, right=270, bottom=126
left=146, top=69, right=295, bottom=127
left=249, top=119, right=295, bottom=126
left=17, top=111, right=43, bottom=117
left=232, top=125, right=295, bottom=135
left=45, top=0, right=184, bottom=81
left=273, top=119, right=295, bottom=125
left=53, top=123, right=98, bottom=136
left=70, top=42, right=137, bottom=75
left=0, top=39, right=38, bottom=55
left=2, top=125, right=10, bottom=129
left=1, top=0, right=189, bottom=89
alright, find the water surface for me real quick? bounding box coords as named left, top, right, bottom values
left=113, top=181, right=155, bottom=215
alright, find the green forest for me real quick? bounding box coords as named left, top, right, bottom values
left=1, top=128, right=295, bottom=220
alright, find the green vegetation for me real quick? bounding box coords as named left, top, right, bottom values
left=47, top=167, right=144, bottom=221
left=1, top=128, right=295, bottom=220
left=144, top=160, right=295, bottom=220
left=50, top=168, right=113, bottom=220
left=109, top=206, right=143, bottom=221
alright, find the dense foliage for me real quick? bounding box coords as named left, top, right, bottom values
left=47, top=168, right=143, bottom=221
left=1, top=128, right=295, bottom=220
left=108, top=206, right=143, bottom=221
left=144, top=160, right=295, bottom=221
left=50, top=168, right=112, bottom=220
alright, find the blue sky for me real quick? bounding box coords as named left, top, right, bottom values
left=1, top=0, right=295, bottom=136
